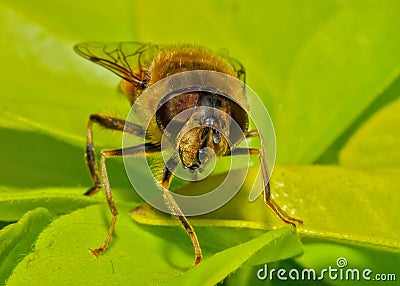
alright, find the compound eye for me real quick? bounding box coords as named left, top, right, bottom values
left=212, top=128, right=220, bottom=144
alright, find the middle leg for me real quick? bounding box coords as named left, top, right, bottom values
left=160, top=155, right=202, bottom=265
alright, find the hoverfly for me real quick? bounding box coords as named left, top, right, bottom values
left=73, top=42, right=302, bottom=265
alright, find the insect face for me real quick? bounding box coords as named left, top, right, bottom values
left=178, top=123, right=228, bottom=171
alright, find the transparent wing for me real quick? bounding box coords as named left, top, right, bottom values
left=227, top=56, right=246, bottom=83
left=73, top=42, right=160, bottom=84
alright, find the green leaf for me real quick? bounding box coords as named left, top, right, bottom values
left=0, top=126, right=140, bottom=196
left=296, top=243, right=400, bottom=285
left=0, top=127, right=90, bottom=188
left=0, top=207, right=54, bottom=285
left=132, top=0, right=400, bottom=164
left=339, top=98, right=400, bottom=171
left=0, top=184, right=143, bottom=222
left=273, top=1, right=400, bottom=163
left=8, top=0, right=138, bottom=41
left=317, top=75, right=400, bottom=165
left=1, top=0, right=400, bottom=285
left=0, top=2, right=130, bottom=146
left=133, top=165, right=400, bottom=251
left=0, top=186, right=101, bottom=221
left=164, top=227, right=301, bottom=286
left=5, top=204, right=301, bottom=285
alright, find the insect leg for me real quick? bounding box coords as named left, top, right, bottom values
left=90, top=143, right=161, bottom=258
left=160, top=156, right=202, bottom=265
left=230, top=129, right=303, bottom=227
left=85, top=114, right=146, bottom=196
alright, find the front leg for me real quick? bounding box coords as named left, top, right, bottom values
left=230, top=129, right=303, bottom=227
left=85, top=114, right=146, bottom=196
left=160, top=155, right=203, bottom=265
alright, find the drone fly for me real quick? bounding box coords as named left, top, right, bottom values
left=73, top=42, right=302, bottom=265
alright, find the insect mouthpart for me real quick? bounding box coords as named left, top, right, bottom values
left=180, top=147, right=214, bottom=174
left=178, top=124, right=219, bottom=172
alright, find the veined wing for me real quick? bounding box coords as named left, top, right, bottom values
left=74, top=42, right=160, bottom=84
